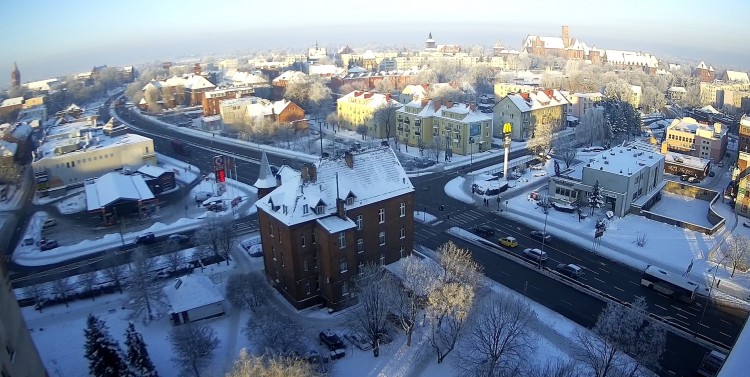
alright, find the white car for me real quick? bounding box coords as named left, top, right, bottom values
left=533, top=171, right=547, bottom=177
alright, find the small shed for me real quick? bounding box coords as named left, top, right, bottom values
left=137, top=165, right=176, bottom=194
left=663, top=152, right=710, bottom=179
left=163, top=274, right=225, bottom=325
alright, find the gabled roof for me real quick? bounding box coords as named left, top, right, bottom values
left=257, top=147, right=414, bottom=226
left=724, top=70, right=750, bottom=83
left=0, top=97, right=23, bottom=107
left=273, top=70, right=306, bottom=83
left=697, top=61, right=709, bottom=70
left=85, top=172, right=155, bottom=210
left=505, top=90, right=570, bottom=112
left=523, top=35, right=565, bottom=49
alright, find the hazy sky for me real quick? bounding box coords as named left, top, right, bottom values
left=2, top=0, right=749, bottom=88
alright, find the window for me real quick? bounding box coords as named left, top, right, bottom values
left=339, top=256, right=348, bottom=273
left=379, top=208, right=385, bottom=223
left=346, top=196, right=354, bottom=205
left=304, top=259, right=308, bottom=272
left=313, top=252, right=318, bottom=269
left=305, top=281, right=311, bottom=295
left=379, top=231, right=386, bottom=245
left=357, top=238, right=364, bottom=253
left=301, top=234, right=306, bottom=247
left=358, top=261, right=365, bottom=277
left=400, top=246, right=405, bottom=258
left=400, top=202, right=405, bottom=217
left=316, top=204, right=325, bottom=214
left=400, top=225, right=406, bottom=239
left=357, top=215, right=363, bottom=230
left=339, top=232, right=346, bottom=248
left=380, top=253, right=386, bottom=266
left=269, top=223, right=274, bottom=237
left=280, top=253, right=284, bottom=266
left=272, top=247, right=276, bottom=261
left=303, top=204, right=309, bottom=214
left=311, top=232, right=316, bottom=244
left=342, top=281, right=350, bottom=296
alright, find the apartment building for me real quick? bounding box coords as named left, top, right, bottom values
left=219, top=97, right=306, bottom=130
left=336, top=91, right=402, bottom=139
left=568, top=92, right=604, bottom=118
left=734, top=152, right=750, bottom=216
left=661, top=117, right=728, bottom=162
left=700, top=82, right=750, bottom=109
left=395, top=99, right=493, bottom=156
left=493, top=89, right=569, bottom=140
left=201, top=87, right=254, bottom=116
left=493, top=83, right=537, bottom=99
left=31, top=118, right=156, bottom=191
left=739, top=116, right=750, bottom=153
left=256, top=147, right=414, bottom=310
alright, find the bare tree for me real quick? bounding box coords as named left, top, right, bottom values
left=576, top=108, right=609, bottom=147
left=104, top=264, right=128, bottom=293
left=79, top=271, right=99, bottom=299
left=163, top=245, right=187, bottom=274
left=372, top=101, right=402, bottom=140
left=553, top=139, right=578, bottom=169
left=527, top=122, right=560, bottom=157
left=349, top=263, right=394, bottom=357
left=526, top=358, right=585, bottom=377
left=275, top=124, right=297, bottom=149
left=51, top=277, right=73, bottom=307
left=24, top=283, right=49, bottom=308
left=127, top=249, right=166, bottom=323
left=455, top=294, right=537, bottom=377
left=374, top=77, right=397, bottom=94
left=356, top=125, right=369, bottom=141
left=724, top=236, right=750, bottom=277
left=339, top=81, right=371, bottom=95
left=194, top=218, right=236, bottom=265
left=245, top=307, right=305, bottom=356
left=225, top=271, right=271, bottom=313
left=227, top=349, right=320, bottom=377
left=575, top=297, right=667, bottom=377
left=168, top=323, right=220, bottom=377
left=390, top=255, right=439, bottom=346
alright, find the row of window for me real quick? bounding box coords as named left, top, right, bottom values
left=55, top=152, right=117, bottom=169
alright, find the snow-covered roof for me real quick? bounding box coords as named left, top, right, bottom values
left=699, top=105, right=721, bottom=114
left=663, top=152, right=709, bottom=169
left=272, top=70, right=306, bottom=83
left=84, top=171, right=154, bottom=210
left=505, top=90, right=570, bottom=112
left=348, top=66, right=368, bottom=74
left=572, top=92, right=603, bottom=100
left=667, top=117, right=727, bottom=139
left=401, top=84, right=429, bottom=97
left=254, top=152, right=276, bottom=189
left=37, top=121, right=151, bottom=161
left=0, top=140, right=17, bottom=157
left=719, top=317, right=750, bottom=376
left=163, top=274, right=224, bottom=313
left=257, top=147, right=414, bottom=226
left=137, top=165, right=169, bottom=178
left=337, top=91, right=401, bottom=109
left=603, top=50, right=659, bottom=68
left=631, top=85, right=642, bottom=95
left=308, top=64, right=343, bottom=76
left=184, top=74, right=215, bottom=90
left=668, top=86, right=687, bottom=93
left=696, top=61, right=709, bottom=70
left=0, top=97, right=23, bottom=107
left=566, top=145, right=663, bottom=180
left=724, top=70, right=750, bottom=83
left=227, top=71, right=268, bottom=86
left=316, top=216, right=357, bottom=233
left=10, top=123, right=32, bottom=140
left=362, top=50, right=376, bottom=60
left=523, top=35, right=565, bottom=49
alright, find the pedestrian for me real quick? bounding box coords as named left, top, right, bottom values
left=717, top=279, right=721, bottom=287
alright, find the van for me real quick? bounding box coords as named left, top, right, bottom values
left=195, top=191, right=212, bottom=202
left=42, top=218, right=57, bottom=229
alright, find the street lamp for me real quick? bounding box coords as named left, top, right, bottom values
left=700, top=255, right=728, bottom=325
left=540, top=207, right=549, bottom=270
left=499, top=122, right=512, bottom=208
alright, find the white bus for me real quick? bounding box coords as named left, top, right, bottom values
left=641, top=265, right=700, bottom=303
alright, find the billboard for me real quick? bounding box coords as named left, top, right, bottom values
left=469, top=122, right=481, bottom=137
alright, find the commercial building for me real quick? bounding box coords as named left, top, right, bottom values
left=395, top=99, right=493, bottom=156
left=548, top=143, right=665, bottom=217
left=661, top=117, right=728, bottom=162
left=493, top=89, right=569, bottom=140
left=31, top=118, right=156, bottom=191
left=256, top=147, right=414, bottom=310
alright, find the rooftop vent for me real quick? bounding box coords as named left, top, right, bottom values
left=605, top=160, right=609, bottom=164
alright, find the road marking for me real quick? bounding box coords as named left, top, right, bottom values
left=675, top=312, right=689, bottom=320
left=699, top=323, right=710, bottom=329
left=528, top=284, right=540, bottom=290
left=593, top=277, right=606, bottom=284
left=720, top=331, right=733, bottom=338
left=499, top=271, right=511, bottom=277
left=560, top=299, right=573, bottom=306
left=612, top=286, right=625, bottom=292
left=628, top=281, right=640, bottom=286
left=721, top=319, right=733, bottom=325
left=655, top=304, right=668, bottom=311
left=671, top=305, right=696, bottom=317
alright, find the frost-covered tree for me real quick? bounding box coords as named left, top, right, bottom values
left=79, top=271, right=99, bottom=299
left=227, top=349, right=320, bottom=377
left=127, top=249, right=166, bottom=323
left=168, top=323, right=220, bottom=377
left=576, top=108, right=609, bottom=147
left=51, top=276, right=74, bottom=307
left=641, top=86, right=666, bottom=114
left=245, top=307, right=305, bottom=356
left=455, top=294, right=537, bottom=377
left=724, top=236, right=750, bottom=277
left=527, top=121, right=561, bottom=157
left=163, top=247, right=187, bottom=274
left=348, top=263, right=394, bottom=356
left=575, top=297, right=666, bottom=377
left=225, top=271, right=271, bottom=313
left=526, top=358, right=585, bottom=377
left=588, top=180, right=604, bottom=216
left=604, top=79, right=633, bottom=103
left=124, top=322, right=158, bottom=377
left=194, top=218, right=236, bottom=265
left=84, top=315, right=132, bottom=377
left=390, top=255, right=439, bottom=346
left=104, top=264, right=128, bottom=293
left=553, top=139, right=578, bottom=169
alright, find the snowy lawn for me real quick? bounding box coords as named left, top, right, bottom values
left=55, top=191, right=87, bottom=214
left=414, top=211, right=437, bottom=224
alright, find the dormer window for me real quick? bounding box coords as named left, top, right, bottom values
left=346, top=197, right=354, bottom=206
left=316, top=205, right=325, bottom=215
left=303, top=204, right=309, bottom=214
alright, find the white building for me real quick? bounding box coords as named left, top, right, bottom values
left=163, top=274, right=225, bottom=325
left=548, top=143, right=665, bottom=217
left=31, top=119, right=156, bottom=190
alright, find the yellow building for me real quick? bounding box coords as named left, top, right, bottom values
left=493, top=90, right=569, bottom=140
left=494, top=83, right=536, bottom=100
left=336, top=91, right=402, bottom=139
left=396, top=99, right=493, bottom=156
left=700, top=82, right=750, bottom=108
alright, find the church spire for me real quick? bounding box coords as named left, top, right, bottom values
left=253, top=152, right=277, bottom=199
left=10, top=62, right=20, bottom=87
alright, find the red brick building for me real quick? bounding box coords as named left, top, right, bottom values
left=256, top=147, right=415, bottom=310
left=201, top=87, right=254, bottom=116
left=696, top=61, right=716, bottom=83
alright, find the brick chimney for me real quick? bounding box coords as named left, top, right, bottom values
left=421, top=98, right=430, bottom=108
left=470, top=102, right=477, bottom=112
left=336, top=197, right=346, bottom=219
left=300, top=163, right=317, bottom=183
left=445, top=100, right=453, bottom=108
left=520, top=93, right=530, bottom=101
left=275, top=173, right=282, bottom=187
left=385, top=93, right=391, bottom=102
left=344, top=151, right=354, bottom=169
left=354, top=91, right=363, bottom=97
left=544, top=89, right=554, bottom=98
left=433, top=100, right=441, bottom=111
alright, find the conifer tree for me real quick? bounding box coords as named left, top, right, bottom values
left=588, top=180, right=604, bottom=216
left=125, top=322, right=158, bottom=377
left=84, top=314, right=131, bottom=377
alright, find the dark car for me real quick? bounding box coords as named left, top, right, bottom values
left=556, top=263, right=583, bottom=278
left=530, top=230, right=552, bottom=243
left=319, top=329, right=345, bottom=351
left=134, top=232, right=156, bottom=245
left=522, top=248, right=548, bottom=263
left=40, top=238, right=59, bottom=251
left=472, top=226, right=495, bottom=237
left=168, top=234, right=190, bottom=244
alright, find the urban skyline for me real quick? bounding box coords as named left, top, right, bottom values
left=2, top=0, right=749, bottom=87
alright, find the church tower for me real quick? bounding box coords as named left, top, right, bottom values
left=10, top=62, right=20, bottom=87
left=561, top=25, right=570, bottom=48
left=425, top=32, right=436, bottom=50
left=253, top=152, right=278, bottom=199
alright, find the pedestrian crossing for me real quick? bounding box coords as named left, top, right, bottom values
left=449, top=209, right=485, bottom=224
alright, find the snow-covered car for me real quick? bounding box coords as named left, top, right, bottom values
left=532, top=171, right=547, bottom=177
left=240, top=237, right=263, bottom=257
left=344, top=330, right=372, bottom=351
left=40, top=238, right=59, bottom=251
left=319, top=329, right=345, bottom=351
left=168, top=234, right=190, bottom=244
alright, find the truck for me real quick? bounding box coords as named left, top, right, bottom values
left=170, top=139, right=190, bottom=156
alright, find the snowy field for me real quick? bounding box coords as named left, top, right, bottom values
left=648, top=190, right=713, bottom=228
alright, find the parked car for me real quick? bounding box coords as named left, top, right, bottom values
left=42, top=218, right=57, bottom=229
left=530, top=230, right=552, bottom=243
left=688, top=176, right=700, bottom=183
left=743, top=221, right=750, bottom=228
left=194, top=191, right=212, bottom=202
left=718, top=161, right=725, bottom=167
left=680, top=174, right=690, bottom=181
left=522, top=248, right=548, bottom=263
left=168, top=234, right=190, bottom=244
left=134, top=232, right=156, bottom=245
left=240, top=239, right=263, bottom=257
left=556, top=263, right=583, bottom=278
left=472, top=226, right=495, bottom=237
left=499, top=236, right=518, bottom=248
left=39, top=238, right=59, bottom=251
left=319, top=329, right=345, bottom=351
left=708, top=171, right=716, bottom=177
left=344, top=330, right=372, bottom=351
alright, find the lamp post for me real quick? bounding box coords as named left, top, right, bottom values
left=499, top=122, right=512, bottom=208
left=540, top=207, right=549, bottom=270
left=700, top=255, right=728, bottom=325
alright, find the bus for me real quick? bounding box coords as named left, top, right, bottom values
left=641, top=265, right=700, bottom=303
left=697, top=350, right=726, bottom=377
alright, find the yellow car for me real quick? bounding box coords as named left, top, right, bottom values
left=499, top=236, right=518, bottom=248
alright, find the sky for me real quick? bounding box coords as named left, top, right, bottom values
left=1, top=0, right=749, bottom=88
